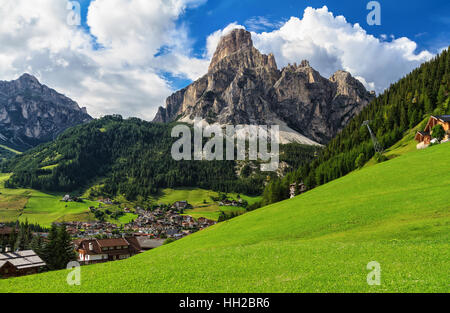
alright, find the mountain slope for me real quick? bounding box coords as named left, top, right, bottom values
left=2, top=143, right=448, bottom=292
left=0, top=74, right=92, bottom=151
left=154, top=29, right=374, bottom=145
left=4, top=115, right=320, bottom=198
left=261, top=47, right=450, bottom=205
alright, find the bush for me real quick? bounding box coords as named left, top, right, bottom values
left=432, top=124, right=445, bottom=142
left=374, top=152, right=388, bottom=164
left=163, top=238, right=176, bottom=245
left=355, top=153, right=365, bottom=168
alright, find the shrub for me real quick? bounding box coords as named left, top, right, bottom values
left=432, top=124, right=445, bottom=141
left=163, top=238, right=176, bottom=245
left=374, top=152, right=388, bottom=164
left=355, top=153, right=365, bottom=168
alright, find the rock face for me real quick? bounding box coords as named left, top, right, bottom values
left=0, top=74, right=92, bottom=151
left=153, top=29, right=374, bottom=145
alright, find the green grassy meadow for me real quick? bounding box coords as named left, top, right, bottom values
left=0, top=173, right=256, bottom=226
left=1, top=142, right=448, bottom=292
left=365, top=119, right=427, bottom=168
left=0, top=174, right=104, bottom=227
left=155, top=188, right=261, bottom=220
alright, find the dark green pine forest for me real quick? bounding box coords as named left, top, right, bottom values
left=262, top=47, right=450, bottom=205
left=3, top=115, right=319, bottom=200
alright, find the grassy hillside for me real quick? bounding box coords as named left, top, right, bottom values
left=0, top=174, right=137, bottom=227
left=155, top=188, right=261, bottom=220
left=0, top=173, right=94, bottom=227
left=1, top=143, right=449, bottom=292
left=364, top=118, right=428, bottom=167
left=261, top=48, right=449, bottom=205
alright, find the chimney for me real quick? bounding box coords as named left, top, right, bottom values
left=89, top=242, right=94, bottom=251
left=5, top=246, right=11, bottom=253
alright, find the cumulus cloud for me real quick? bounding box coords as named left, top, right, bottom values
left=207, top=6, right=433, bottom=93
left=0, top=3, right=435, bottom=120
left=0, top=0, right=208, bottom=119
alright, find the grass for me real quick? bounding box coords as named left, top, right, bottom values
left=0, top=144, right=21, bottom=155
left=365, top=120, right=426, bottom=168
left=1, top=143, right=448, bottom=292
left=0, top=174, right=100, bottom=227
left=0, top=175, right=256, bottom=226
left=155, top=188, right=261, bottom=220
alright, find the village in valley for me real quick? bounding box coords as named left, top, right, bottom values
left=62, top=198, right=216, bottom=240
left=0, top=193, right=251, bottom=278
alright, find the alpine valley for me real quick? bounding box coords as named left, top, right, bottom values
left=0, top=24, right=449, bottom=294
left=154, top=29, right=374, bottom=145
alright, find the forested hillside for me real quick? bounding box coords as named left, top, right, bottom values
left=262, top=47, right=450, bottom=205
left=3, top=115, right=319, bottom=200
left=2, top=141, right=449, bottom=293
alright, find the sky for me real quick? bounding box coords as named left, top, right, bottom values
left=0, top=0, right=449, bottom=120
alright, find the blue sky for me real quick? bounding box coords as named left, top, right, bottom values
left=1, top=0, right=448, bottom=119
left=77, top=0, right=449, bottom=54
left=172, top=0, right=450, bottom=89
left=182, top=0, right=449, bottom=53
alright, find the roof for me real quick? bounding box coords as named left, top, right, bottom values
left=0, top=250, right=46, bottom=270
left=136, top=238, right=164, bottom=249
left=434, top=115, right=450, bottom=122
left=76, top=238, right=141, bottom=255
left=124, top=237, right=142, bottom=252
left=417, top=131, right=430, bottom=136
left=96, top=238, right=129, bottom=248
left=0, top=227, right=15, bottom=235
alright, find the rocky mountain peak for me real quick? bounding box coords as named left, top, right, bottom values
left=0, top=74, right=93, bottom=151
left=209, top=29, right=254, bottom=70
left=154, top=30, right=374, bottom=145
left=18, top=73, right=39, bottom=84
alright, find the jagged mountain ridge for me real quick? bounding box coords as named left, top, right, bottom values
left=154, top=29, right=374, bottom=145
left=0, top=74, right=92, bottom=151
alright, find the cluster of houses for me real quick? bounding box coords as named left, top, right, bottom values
left=123, top=206, right=215, bottom=239
left=61, top=201, right=215, bottom=240
left=64, top=221, right=122, bottom=238
left=415, top=115, right=450, bottom=149
left=0, top=199, right=217, bottom=278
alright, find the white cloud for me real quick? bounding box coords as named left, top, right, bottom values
left=0, top=0, right=207, bottom=120
left=0, top=3, right=436, bottom=121
left=207, top=6, right=433, bottom=93
left=245, top=16, right=284, bottom=32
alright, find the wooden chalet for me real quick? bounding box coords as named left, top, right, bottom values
left=415, top=115, right=450, bottom=148
left=76, top=237, right=141, bottom=265
left=0, top=227, right=15, bottom=239
left=0, top=250, right=46, bottom=278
